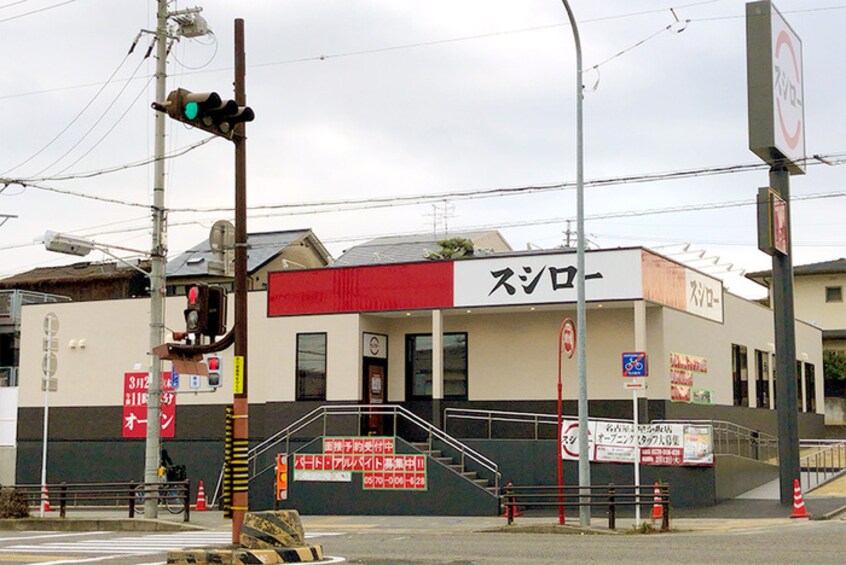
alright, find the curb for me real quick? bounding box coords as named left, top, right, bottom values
left=811, top=503, right=846, bottom=521
left=0, top=518, right=204, bottom=532
left=167, top=545, right=324, bottom=564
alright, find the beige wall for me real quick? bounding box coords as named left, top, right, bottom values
left=793, top=273, right=846, bottom=330
left=654, top=293, right=823, bottom=411
left=17, top=290, right=823, bottom=413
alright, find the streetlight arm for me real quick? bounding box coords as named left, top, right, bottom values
left=43, top=231, right=151, bottom=277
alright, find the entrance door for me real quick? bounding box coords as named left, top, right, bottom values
left=364, top=363, right=386, bottom=435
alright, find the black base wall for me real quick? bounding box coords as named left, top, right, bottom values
left=462, top=439, right=716, bottom=508
left=16, top=399, right=819, bottom=513
left=250, top=438, right=498, bottom=516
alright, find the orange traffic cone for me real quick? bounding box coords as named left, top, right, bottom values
left=195, top=480, right=208, bottom=511
left=500, top=482, right=523, bottom=519
left=41, top=486, right=51, bottom=512
left=790, top=479, right=810, bottom=519
left=651, top=482, right=663, bottom=521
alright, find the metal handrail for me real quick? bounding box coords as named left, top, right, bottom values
left=444, top=407, right=631, bottom=440
left=656, top=419, right=779, bottom=463
left=444, top=409, right=778, bottom=465
left=244, top=404, right=501, bottom=496
left=799, top=439, right=846, bottom=492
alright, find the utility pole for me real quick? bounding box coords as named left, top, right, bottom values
left=144, top=0, right=169, bottom=518
left=231, top=18, right=250, bottom=544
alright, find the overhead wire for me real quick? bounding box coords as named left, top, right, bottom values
left=0, top=0, right=75, bottom=24
left=5, top=1, right=830, bottom=103
left=1, top=49, right=134, bottom=176
left=27, top=53, right=152, bottom=179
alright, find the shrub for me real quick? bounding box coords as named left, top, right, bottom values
left=0, top=487, right=31, bottom=519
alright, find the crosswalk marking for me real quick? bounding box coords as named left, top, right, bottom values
left=3, top=530, right=233, bottom=556
left=1, top=530, right=340, bottom=559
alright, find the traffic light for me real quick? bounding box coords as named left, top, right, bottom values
left=153, top=88, right=254, bottom=140
left=207, top=355, right=222, bottom=388
left=206, top=285, right=227, bottom=337
left=183, top=283, right=227, bottom=337
left=184, top=284, right=209, bottom=335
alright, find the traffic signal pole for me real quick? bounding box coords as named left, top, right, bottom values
left=231, top=18, right=250, bottom=544
left=144, top=0, right=168, bottom=519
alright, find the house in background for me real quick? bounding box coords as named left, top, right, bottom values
left=333, top=230, right=512, bottom=266
left=747, top=258, right=846, bottom=425
left=747, top=258, right=846, bottom=353
left=166, top=229, right=333, bottom=296
left=0, top=260, right=151, bottom=302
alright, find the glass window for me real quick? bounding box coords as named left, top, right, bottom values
left=825, top=286, right=843, bottom=303
left=755, top=349, right=770, bottom=408
left=296, top=333, right=326, bottom=400
left=805, top=363, right=816, bottom=412
left=406, top=333, right=468, bottom=400
left=732, top=344, right=748, bottom=407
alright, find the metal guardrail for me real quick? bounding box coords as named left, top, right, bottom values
left=656, top=419, right=779, bottom=464
left=10, top=481, right=191, bottom=521
left=0, top=289, right=71, bottom=326
left=239, top=404, right=501, bottom=499
left=444, top=409, right=777, bottom=466
left=799, top=440, right=846, bottom=492
left=443, top=407, right=630, bottom=440
left=501, top=483, right=670, bottom=531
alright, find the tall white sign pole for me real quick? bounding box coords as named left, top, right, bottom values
left=40, top=313, right=58, bottom=518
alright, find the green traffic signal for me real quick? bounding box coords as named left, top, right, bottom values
left=184, top=101, right=199, bottom=120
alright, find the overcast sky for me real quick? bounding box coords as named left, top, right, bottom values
left=1, top=0, right=844, bottom=299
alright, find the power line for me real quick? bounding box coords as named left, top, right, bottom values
left=1, top=49, right=133, bottom=176
left=0, top=0, right=75, bottom=24
left=6, top=1, right=835, bottom=102
left=164, top=152, right=846, bottom=214
left=27, top=55, right=151, bottom=179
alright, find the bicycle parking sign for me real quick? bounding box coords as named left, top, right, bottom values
left=622, top=352, right=648, bottom=377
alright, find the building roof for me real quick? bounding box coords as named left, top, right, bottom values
left=746, top=257, right=846, bottom=284
left=332, top=231, right=511, bottom=267
left=166, top=229, right=327, bottom=278
left=0, top=260, right=149, bottom=286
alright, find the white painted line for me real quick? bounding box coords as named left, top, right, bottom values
left=0, top=532, right=109, bottom=542
left=321, top=556, right=347, bottom=564
left=39, top=555, right=156, bottom=565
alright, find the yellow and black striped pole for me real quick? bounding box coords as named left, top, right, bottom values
left=223, top=405, right=234, bottom=519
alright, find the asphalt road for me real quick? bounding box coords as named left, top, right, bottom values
left=318, top=519, right=845, bottom=565
left=0, top=515, right=842, bottom=564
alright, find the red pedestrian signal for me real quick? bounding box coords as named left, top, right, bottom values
left=207, top=355, right=222, bottom=388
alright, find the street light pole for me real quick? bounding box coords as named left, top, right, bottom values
left=144, top=0, right=169, bottom=518
left=558, top=0, right=590, bottom=527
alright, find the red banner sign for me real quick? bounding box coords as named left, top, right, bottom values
left=122, top=372, right=176, bottom=438
left=294, top=436, right=427, bottom=491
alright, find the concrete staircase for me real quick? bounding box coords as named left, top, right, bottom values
left=410, top=442, right=496, bottom=494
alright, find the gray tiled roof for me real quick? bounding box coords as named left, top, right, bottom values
left=166, top=230, right=312, bottom=277
left=746, top=257, right=846, bottom=281
left=332, top=231, right=502, bottom=267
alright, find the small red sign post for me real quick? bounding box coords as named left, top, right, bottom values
left=557, top=318, right=576, bottom=526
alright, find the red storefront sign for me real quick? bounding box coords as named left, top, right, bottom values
left=122, top=372, right=176, bottom=438
left=267, top=262, right=454, bottom=316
